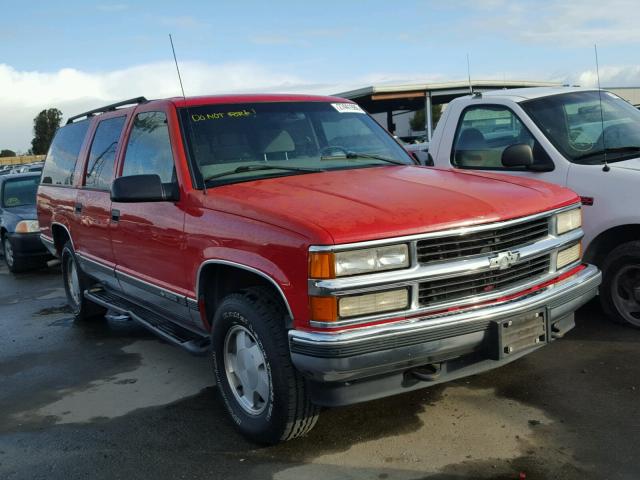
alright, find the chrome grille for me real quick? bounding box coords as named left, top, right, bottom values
left=416, top=217, right=550, bottom=264
left=418, top=254, right=551, bottom=307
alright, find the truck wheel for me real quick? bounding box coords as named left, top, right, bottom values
left=61, top=241, right=106, bottom=321
left=2, top=234, right=27, bottom=273
left=211, top=287, right=319, bottom=444
left=600, top=241, right=640, bottom=328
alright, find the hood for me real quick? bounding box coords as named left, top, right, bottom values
left=206, top=166, right=579, bottom=245
left=610, top=157, right=640, bottom=172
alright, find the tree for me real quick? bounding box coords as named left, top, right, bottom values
left=31, top=108, right=63, bottom=155
left=409, top=104, right=443, bottom=133
left=0, top=149, right=16, bottom=158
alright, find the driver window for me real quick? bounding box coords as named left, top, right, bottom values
left=122, top=112, right=175, bottom=183
left=452, top=106, right=551, bottom=170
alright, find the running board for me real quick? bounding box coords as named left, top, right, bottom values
left=85, top=288, right=210, bottom=355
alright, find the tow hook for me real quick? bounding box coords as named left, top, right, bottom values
left=410, top=363, right=442, bottom=382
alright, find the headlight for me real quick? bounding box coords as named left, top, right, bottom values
left=339, top=289, right=409, bottom=318
left=309, top=244, right=410, bottom=279
left=15, top=220, right=39, bottom=234
left=556, top=243, right=581, bottom=269
left=555, top=208, right=582, bottom=235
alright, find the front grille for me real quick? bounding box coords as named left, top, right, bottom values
left=416, top=217, right=550, bottom=264
left=418, top=254, right=551, bottom=307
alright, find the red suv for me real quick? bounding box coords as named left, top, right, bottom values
left=37, top=94, right=601, bottom=443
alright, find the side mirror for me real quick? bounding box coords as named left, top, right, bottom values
left=501, top=144, right=533, bottom=168
left=111, top=174, right=178, bottom=203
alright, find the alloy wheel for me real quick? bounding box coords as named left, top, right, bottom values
left=223, top=325, right=270, bottom=415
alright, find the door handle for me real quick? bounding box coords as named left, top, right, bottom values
left=74, top=203, right=83, bottom=214
left=111, top=209, right=120, bottom=222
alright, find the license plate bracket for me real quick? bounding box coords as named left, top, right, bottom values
left=492, top=310, right=548, bottom=360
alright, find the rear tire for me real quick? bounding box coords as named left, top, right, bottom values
left=600, top=241, right=640, bottom=328
left=61, top=241, right=106, bottom=321
left=211, top=287, right=319, bottom=444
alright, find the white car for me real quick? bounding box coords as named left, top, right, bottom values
left=428, top=87, right=640, bottom=327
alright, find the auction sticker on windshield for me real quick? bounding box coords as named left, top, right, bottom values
left=331, top=103, right=365, bottom=114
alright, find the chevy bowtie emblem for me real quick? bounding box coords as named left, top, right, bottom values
left=489, top=251, right=520, bottom=270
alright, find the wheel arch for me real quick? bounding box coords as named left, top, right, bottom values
left=51, top=222, right=73, bottom=256
left=584, top=224, right=640, bottom=267
left=196, top=260, right=294, bottom=330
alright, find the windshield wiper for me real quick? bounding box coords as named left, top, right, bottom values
left=321, top=151, right=408, bottom=166
left=203, top=164, right=325, bottom=183
left=574, top=146, right=640, bottom=161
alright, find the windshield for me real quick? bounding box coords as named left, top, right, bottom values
left=522, top=91, right=640, bottom=165
left=2, top=176, right=39, bottom=208
left=179, top=102, right=413, bottom=186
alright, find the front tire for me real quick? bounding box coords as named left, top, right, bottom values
left=211, top=287, right=319, bottom=444
left=600, top=241, right=640, bottom=328
left=2, top=234, right=27, bottom=273
left=61, top=241, right=106, bottom=321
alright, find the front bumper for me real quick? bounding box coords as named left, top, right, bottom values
left=289, top=264, right=601, bottom=406
left=7, top=232, right=51, bottom=258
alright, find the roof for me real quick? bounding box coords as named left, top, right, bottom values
left=168, top=93, right=352, bottom=108
left=333, top=80, right=564, bottom=113
left=480, top=86, right=597, bottom=102
left=0, top=172, right=41, bottom=183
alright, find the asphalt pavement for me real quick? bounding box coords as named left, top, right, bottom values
left=0, top=261, right=638, bottom=480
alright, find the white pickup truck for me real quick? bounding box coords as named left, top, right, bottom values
left=428, top=87, right=640, bottom=327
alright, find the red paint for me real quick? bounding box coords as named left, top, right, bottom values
left=37, top=94, right=581, bottom=332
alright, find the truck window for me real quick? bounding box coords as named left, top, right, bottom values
left=451, top=106, right=551, bottom=170
left=41, top=120, right=90, bottom=185
left=179, top=102, right=413, bottom=187
left=522, top=91, right=640, bottom=165
left=85, top=116, right=126, bottom=190
left=121, top=112, right=174, bottom=183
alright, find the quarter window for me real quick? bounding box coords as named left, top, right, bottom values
left=122, top=112, right=174, bottom=182
left=451, top=106, right=552, bottom=170
left=85, top=116, right=126, bottom=190
left=41, top=120, right=90, bottom=185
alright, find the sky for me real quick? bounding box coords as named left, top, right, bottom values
left=1, top=0, right=639, bottom=152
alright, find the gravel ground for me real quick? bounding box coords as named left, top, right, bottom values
left=0, top=261, right=638, bottom=480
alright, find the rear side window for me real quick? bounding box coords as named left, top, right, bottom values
left=41, top=121, right=90, bottom=185
left=85, top=116, right=126, bottom=190
left=121, top=112, right=174, bottom=183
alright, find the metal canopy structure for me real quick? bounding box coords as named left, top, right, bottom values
left=334, top=80, right=562, bottom=140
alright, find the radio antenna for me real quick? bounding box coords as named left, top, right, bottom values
left=466, top=53, right=473, bottom=94
left=168, top=34, right=206, bottom=194
left=169, top=34, right=186, bottom=99
left=594, top=44, right=610, bottom=172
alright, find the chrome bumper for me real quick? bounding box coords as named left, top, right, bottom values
left=289, top=264, right=601, bottom=406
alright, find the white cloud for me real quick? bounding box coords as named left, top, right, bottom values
left=96, top=3, right=129, bottom=12
left=0, top=61, right=312, bottom=151
left=460, top=0, right=640, bottom=46
left=576, top=65, right=640, bottom=88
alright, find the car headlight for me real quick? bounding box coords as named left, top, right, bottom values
left=556, top=243, right=581, bottom=270
left=15, top=220, right=40, bottom=234
left=309, top=244, right=410, bottom=278
left=339, top=289, right=409, bottom=318
left=555, top=208, right=582, bottom=235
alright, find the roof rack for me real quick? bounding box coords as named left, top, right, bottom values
left=66, top=96, right=148, bottom=124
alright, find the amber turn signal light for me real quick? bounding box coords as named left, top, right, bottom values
left=309, top=296, right=338, bottom=322
left=309, top=252, right=335, bottom=279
